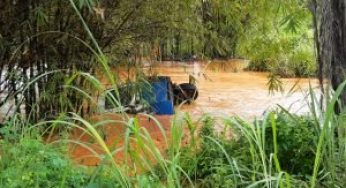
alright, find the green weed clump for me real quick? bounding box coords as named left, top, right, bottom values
left=0, top=132, right=124, bottom=188
left=264, top=112, right=317, bottom=176
left=177, top=106, right=346, bottom=187
left=247, top=51, right=316, bottom=78
left=0, top=136, right=86, bottom=187
left=247, top=59, right=270, bottom=72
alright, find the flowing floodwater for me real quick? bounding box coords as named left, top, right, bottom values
left=67, top=60, right=319, bottom=166
left=142, top=61, right=318, bottom=119
left=0, top=60, right=317, bottom=120
left=1, top=60, right=320, bottom=166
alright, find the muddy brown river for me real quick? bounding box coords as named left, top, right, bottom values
left=52, top=60, right=322, bottom=166
left=107, top=60, right=319, bottom=119
left=0, top=60, right=321, bottom=166
left=0, top=60, right=318, bottom=121
left=67, top=60, right=319, bottom=166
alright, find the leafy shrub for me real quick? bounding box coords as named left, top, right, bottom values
left=0, top=138, right=86, bottom=187
left=247, top=50, right=315, bottom=78
left=180, top=116, right=250, bottom=188
left=264, top=112, right=317, bottom=176
left=240, top=21, right=316, bottom=78
left=246, top=59, right=271, bottom=72
left=270, top=59, right=295, bottom=78
left=0, top=136, right=120, bottom=188
left=287, top=50, right=316, bottom=77
left=179, top=111, right=322, bottom=187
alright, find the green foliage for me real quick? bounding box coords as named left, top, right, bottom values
left=267, top=73, right=284, bottom=94
left=177, top=106, right=346, bottom=187
left=0, top=130, right=126, bottom=188
left=239, top=0, right=316, bottom=77
left=287, top=50, right=316, bottom=77
left=247, top=60, right=270, bottom=72
left=179, top=116, right=237, bottom=188
left=264, top=112, right=317, bottom=176
left=0, top=137, right=88, bottom=187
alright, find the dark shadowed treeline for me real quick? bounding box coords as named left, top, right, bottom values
left=0, top=0, right=195, bottom=121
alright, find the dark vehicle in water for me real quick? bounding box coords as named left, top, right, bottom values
left=104, top=76, right=198, bottom=115
left=173, top=83, right=198, bottom=105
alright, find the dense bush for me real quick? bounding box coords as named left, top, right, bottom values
left=287, top=50, right=316, bottom=77
left=179, top=110, right=345, bottom=187
left=179, top=116, right=252, bottom=187
left=246, top=50, right=316, bottom=78
left=239, top=2, right=316, bottom=78
left=246, top=59, right=271, bottom=72
left=264, top=112, right=317, bottom=176
left=0, top=138, right=86, bottom=187
left=0, top=135, right=121, bottom=188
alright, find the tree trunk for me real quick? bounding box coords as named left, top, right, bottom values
left=330, top=0, right=346, bottom=108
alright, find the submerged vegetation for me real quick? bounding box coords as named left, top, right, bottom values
left=0, top=0, right=346, bottom=188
